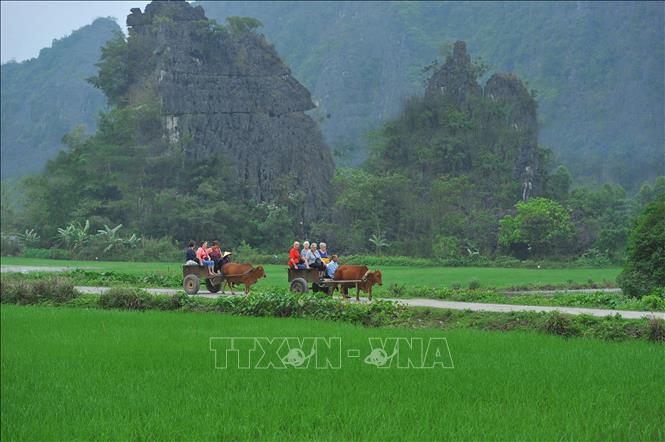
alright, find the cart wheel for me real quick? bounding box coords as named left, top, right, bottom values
left=205, top=279, right=221, bottom=293
left=290, top=278, right=309, bottom=294
left=183, top=275, right=200, bottom=295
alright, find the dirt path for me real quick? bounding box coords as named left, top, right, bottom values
left=399, top=298, right=663, bottom=319
left=502, top=288, right=622, bottom=296
left=1, top=265, right=93, bottom=273
left=73, top=286, right=664, bottom=320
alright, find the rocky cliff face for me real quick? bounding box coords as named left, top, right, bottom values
left=425, top=41, right=482, bottom=107
left=484, top=73, right=540, bottom=185
left=126, top=0, right=333, bottom=220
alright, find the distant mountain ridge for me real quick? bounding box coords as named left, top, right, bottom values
left=1, top=17, right=120, bottom=179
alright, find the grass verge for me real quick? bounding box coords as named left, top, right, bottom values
left=1, top=278, right=663, bottom=342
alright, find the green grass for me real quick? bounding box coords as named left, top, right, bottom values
left=1, top=256, right=621, bottom=290
left=2, top=305, right=663, bottom=440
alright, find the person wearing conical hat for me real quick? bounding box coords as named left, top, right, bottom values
left=217, top=251, right=233, bottom=275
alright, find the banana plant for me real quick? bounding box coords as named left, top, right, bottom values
left=18, top=229, right=40, bottom=247
left=464, top=240, right=480, bottom=257
left=56, top=220, right=90, bottom=251
left=369, top=232, right=389, bottom=256
left=124, top=234, right=141, bottom=249
left=96, top=224, right=124, bottom=253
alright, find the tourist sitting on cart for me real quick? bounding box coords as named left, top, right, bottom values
left=326, top=254, right=339, bottom=278
left=217, top=251, right=232, bottom=274
left=305, top=242, right=325, bottom=270
left=196, top=241, right=217, bottom=275
left=185, top=240, right=198, bottom=264
left=207, top=241, right=223, bottom=271
left=208, top=240, right=221, bottom=260
left=300, top=241, right=310, bottom=265
left=319, top=242, right=330, bottom=264
left=289, top=241, right=306, bottom=269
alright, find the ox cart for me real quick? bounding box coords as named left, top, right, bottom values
left=287, top=268, right=366, bottom=296
left=182, top=264, right=224, bottom=295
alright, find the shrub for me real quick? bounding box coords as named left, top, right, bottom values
left=99, top=288, right=151, bottom=310
left=578, top=248, right=612, bottom=267
left=499, top=198, right=575, bottom=258
left=593, top=317, right=628, bottom=341
left=388, top=283, right=407, bottom=297
left=21, top=248, right=70, bottom=260
left=619, top=195, right=665, bottom=297
left=31, top=278, right=78, bottom=304
left=210, top=292, right=409, bottom=327
left=0, top=277, right=78, bottom=304
left=432, top=235, right=460, bottom=260
left=1, top=233, right=21, bottom=256
left=136, top=237, right=181, bottom=262
left=0, top=279, right=31, bottom=304
left=66, top=294, right=101, bottom=309
left=647, top=318, right=665, bottom=342
left=542, top=311, right=580, bottom=337
left=64, top=269, right=180, bottom=288
left=640, top=294, right=665, bottom=311
left=468, top=278, right=481, bottom=290
left=148, top=293, right=188, bottom=310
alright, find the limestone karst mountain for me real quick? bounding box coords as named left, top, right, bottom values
left=378, top=40, right=547, bottom=199
left=117, top=0, right=334, bottom=219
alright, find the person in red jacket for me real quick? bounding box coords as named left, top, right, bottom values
left=288, top=241, right=305, bottom=269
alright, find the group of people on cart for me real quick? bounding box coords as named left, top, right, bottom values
left=288, top=240, right=339, bottom=279
left=185, top=238, right=341, bottom=279
left=185, top=240, right=232, bottom=276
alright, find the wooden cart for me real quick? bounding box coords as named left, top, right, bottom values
left=182, top=264, right=224, bottom=295
left=287, top=268, right=365, bottom=295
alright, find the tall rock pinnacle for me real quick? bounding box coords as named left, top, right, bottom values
left=126, top=0, right=333, bottom=221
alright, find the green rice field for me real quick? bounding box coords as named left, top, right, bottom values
left=0, top=257, right=621, bottom=290
left=2, top=305, right=663, bottom=440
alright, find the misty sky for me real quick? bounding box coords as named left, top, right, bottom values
left=1, top=1, right=150, bottom=63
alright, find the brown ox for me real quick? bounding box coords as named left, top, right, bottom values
left=221, top=263, right=266, bottom=294
left=333, top=265, right=383, bottom=301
